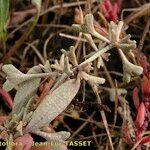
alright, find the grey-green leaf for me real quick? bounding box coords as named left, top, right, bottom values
left=33, top=130, right=70, bottom=150
left=33, top=130, right=70, bottom=142
left=12, top=66, right=42, bottom=115
left=25, top=78, right=80, bottom=132
left=2, top=64, right=57, bottom=91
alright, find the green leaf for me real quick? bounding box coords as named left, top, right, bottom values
left=0, top=0, right=9, bottom=41
left=25, top=78, right=81, bottom=132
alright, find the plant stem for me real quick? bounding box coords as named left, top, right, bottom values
left=79, top=44, right=114, bottom=67
left=51, top=44, right=115, bottom=91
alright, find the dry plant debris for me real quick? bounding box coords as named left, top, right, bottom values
left=0, top=0, right=150, bottom=150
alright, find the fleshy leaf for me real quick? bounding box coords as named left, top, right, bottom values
left=12, top=134, right=33, bottom=150
left=80, top=71, right=105, bottom=85
left=39, top=60, right=52, bottom=73
left=51, top=54, right=65, bottom=71
left=0, top=116, right=9, bottom=125
left=33, top=130, right=70, bottom=150
left=140, top=136, right=150, bottom=145
left=61, top=46, right=78, bottom=66
left=12, top=66, right=42, bottom=115
left=141, top=76, right=150, bottom=96
left=72, top=14, right=110, bottom=43
left=109, top=21, right=123, bottom=42
left=132, top=87, right=140, bottom=110
left=0, top=88, right=13, bottom=109
left=135, top=102, right=146, bottom=129
left=118, top=49, right=143, bottom=83
left=33, top=130, right=70, bottom=141
left=25, top=78, right=80, bottom=132
left=2, top=64, right=57, bottom=91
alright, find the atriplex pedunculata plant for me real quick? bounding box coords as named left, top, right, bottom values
left=0, top=14, right=143, bottom=150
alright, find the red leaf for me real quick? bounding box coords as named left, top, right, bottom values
left=122, top=124, right=134, bottom=145
left=139, top=53, right=148, bottom=76
left=0, top=88, right=13, bottom=109
left=12, top=134, right=33, bottom=150
left=110, top=3, right=118, bottom=21
left=103, top=0, right=112, bottom=11
left=140, top=136, right=150, bottom=145
left=100, top=0, right=123, bottom=21
left=101, top=4, right=110, bottom=18
left=135, top=102, right=146, bottom=129
left=0, top=116, right=9, bottom=125
left=133, top=87, right=140, bottom=110
left=136, top=129, right=144, bottom=141
left=142, top=76, right=150, bottom=96
left=116, top=0, right=123, bottom=13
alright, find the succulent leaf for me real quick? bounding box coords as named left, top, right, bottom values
left=12, top=66, right=42, bottom=115
left=118, top=49, right=143, bottom=83
left=72, top=14, right=110, bottom=43
left=25, top=78, right=80, bottom=132
left=2, top=64, right=57, bottom=91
